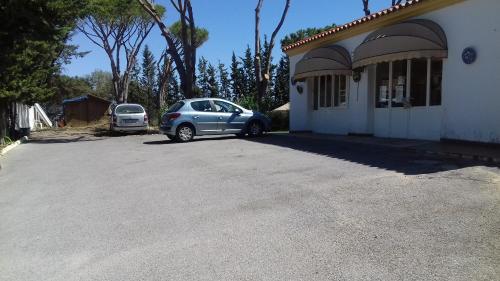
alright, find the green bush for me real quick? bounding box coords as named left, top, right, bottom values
left=2, top=136, right=13, bottom=146
left=237, top=95, right=258, bottom=111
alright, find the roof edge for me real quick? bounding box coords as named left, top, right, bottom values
left=282, top=0, right=465, bottom=56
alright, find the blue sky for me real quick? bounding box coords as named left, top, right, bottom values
left=64, top=0, right=390, bottom=77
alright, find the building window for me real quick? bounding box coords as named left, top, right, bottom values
left=410, top=59, right=428, bottom=107
left=320, top=75, right=326, bottom=107
left=312, top=74, right=349, bottom=110
left=430, top=60, right=443, bottom=106
left=392, top=60, right=407, bottom=108
left=313, top=77, right=318, bottom=110
left=376, top=59, right=443, bottom=108
left=376, top=62, right=390, bottom=108
left=336, top=75, right=347, bottom=107
left=326, top=75, right=333, bottom=107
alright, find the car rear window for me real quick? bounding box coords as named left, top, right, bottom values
left=166, top=101, right=185, bottom=113
left=115, top=105, right=144, bottom=114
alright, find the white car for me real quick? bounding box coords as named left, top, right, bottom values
left=110, top=103, right=148, bottom=133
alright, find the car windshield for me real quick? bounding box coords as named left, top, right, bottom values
left=166, top=101, right=185, bottom=113
left=115, top=105, right=144, bottom=114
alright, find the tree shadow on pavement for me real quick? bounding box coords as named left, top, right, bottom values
left=143, top=135, right=238, bottom=145
left=243, top=134, right=495, bottom=175
left=28, top=136, right=104, bottom=144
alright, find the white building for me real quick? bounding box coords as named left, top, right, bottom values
left=284, top=0, right=500, bottom=143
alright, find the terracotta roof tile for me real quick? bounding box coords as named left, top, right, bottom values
left=282, top=0, right=429, bottom=52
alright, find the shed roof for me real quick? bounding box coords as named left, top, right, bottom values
left=63, top=94, right=111, bottom=105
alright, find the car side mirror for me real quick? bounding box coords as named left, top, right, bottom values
left=233, top=109, right=241, bottom=115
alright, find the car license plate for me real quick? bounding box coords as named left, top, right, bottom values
left=123, top=119, right=138, bottom=124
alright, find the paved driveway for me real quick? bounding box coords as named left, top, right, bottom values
left=1, top=133, right=499, bottom=281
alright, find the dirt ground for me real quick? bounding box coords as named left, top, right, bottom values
left=29, top=125, right=159, bottom=142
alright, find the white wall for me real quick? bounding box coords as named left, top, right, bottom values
left=289, top=32, right=373, bottom=134
left=418, top=0, right=500, bottom=143
left=289, top=0, right=500, bottom=143
left=289, top=53, right=309, bottom=132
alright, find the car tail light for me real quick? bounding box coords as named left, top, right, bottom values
left=168, top=112, right=181, bottom=121
left=144, top=114, right=148, bottom=124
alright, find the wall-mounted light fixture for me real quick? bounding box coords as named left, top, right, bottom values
left=296, top=84, right=304, bottom=94
left=352, top=67, right=363, bottom=82
left=462, top=47, right=477, bottom=65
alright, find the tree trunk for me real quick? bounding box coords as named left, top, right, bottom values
left=0, top=100, right=8, bottom=145
left=137, top=0, right=197, bottom=100
left=254, top=0, right=290, bottom=111
left=362, top=0, right=370, bottom=16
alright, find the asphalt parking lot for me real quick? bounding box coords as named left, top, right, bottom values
left=1, top=133, right=499, bottom=281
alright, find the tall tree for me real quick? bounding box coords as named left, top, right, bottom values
left=273, top=55, right=290, bottom=107
left=262, top=37, right=277, bottom=97
left=86, top=70, right=114, bottom=100
left=157, top=50, right=173, bottom=114
left=230, top=52, right=245, bottom=101
left=362, top=0, right=404, bottom=16
left=280, top=23, right=337, bottom=47
left=140, top=45, right=157, bottom=117
left=137, top=0, right=208, bottom=99
left=254, top=0, right=291, bottom=110
left=362, top=0, right=370, bottom=16
left=242, top=45, right=256, bottom=98
left=46, top=75, right=92, bottom=116
left=167, top=74, right=181, bottom=104
left=0, top=0, right=86, bottom=142
left=197, top=57, right=210, bottom=97
left=78, top=0, right=160, bottom=103
left=207, top=63, right=219, bottom=98
left=217, top=62, right=231, bottom=100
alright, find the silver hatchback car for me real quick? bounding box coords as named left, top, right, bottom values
left=110, top=103, right=148, bottom=133
left=159, top=98, right=271, bottom=142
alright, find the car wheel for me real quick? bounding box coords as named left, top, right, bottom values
left=247, top=121, right=263, bottom=137
left=236, top=132, right=246, bottom=138
left=176, top=124, right=194, bottom=142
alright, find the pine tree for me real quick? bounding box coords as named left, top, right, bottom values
left=167, top=74, right=181, bottom=105
left=230, top=52, right=244, bottom=101
left=262, top=36, right=277, bottom=111
left=207, top=63, right=219, bottom=98
left=127, top=59, right=143, bottom=105
left=140, top=45, right=157, bottom=117
left=241, top=45, right=256, bottom=98
left=217, top=61, right=231, bottom=100
left=197, top=57, right=210, bottom=97
left=0, top=0, right=86, bottom=142
left=273, top=54, right=290, bottom=108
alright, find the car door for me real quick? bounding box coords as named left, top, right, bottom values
left=212, top=100, right=247, bottom=134
left=190, top=100, right=220, bottom=134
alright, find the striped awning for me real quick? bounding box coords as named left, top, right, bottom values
left=293, top=45, right=352, bottom=81
left=353, top=19, right=448, bottom=68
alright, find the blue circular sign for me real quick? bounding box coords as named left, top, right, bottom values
left=462, top=47, right=477, bottom=64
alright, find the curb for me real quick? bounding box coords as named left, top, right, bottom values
left=410, top=147, right=500, bottom=165
left=0, top=136, right=29, bottom=156
left=287, top=133, right=500, bottom=166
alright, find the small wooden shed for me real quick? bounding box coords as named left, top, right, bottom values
left=63, top=94, right=111, bottom=127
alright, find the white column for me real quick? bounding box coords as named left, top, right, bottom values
left=406, top=59, right=412, bottom=102
left=388, top=62, right=393, bottom=109
left=426, top=58, right=431, bottom=107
